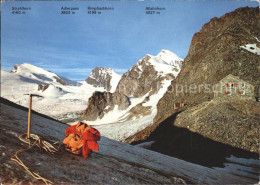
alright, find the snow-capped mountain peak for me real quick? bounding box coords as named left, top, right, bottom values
left=82, top=49, right=184, bottom=136
left=139, top=50, right=183, bottom=77
left=156, top=49, right=183, bottom=65
left=86, top=67, right=121, bottom=93
left=12, top=63, right=55, bottom=78
left=11, top=63, right=66, bottom=85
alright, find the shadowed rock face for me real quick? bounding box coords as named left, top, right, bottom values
left=132, top=110, right=259, bottom=169
left=80, top=91, right=131, bottom=121
left=172, top=98, right=260, bottom=153
left=129, top=7, right=260, bottom=152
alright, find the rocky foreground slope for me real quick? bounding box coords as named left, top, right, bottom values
left=1, top=97, right=255, bottom=184
left=173, top=98, right=260, bottom=153
left=130, top=7, right=260, bottom=153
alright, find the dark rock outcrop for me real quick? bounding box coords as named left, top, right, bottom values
left=53, top=76, right=66, bottom=85
left=37, top=84, right=62, bottom=92
left=58, top=76, right=80, bottom=86
left=38, top=84, right=50, bottom=91
left=80, top=91, right=131, bottom=121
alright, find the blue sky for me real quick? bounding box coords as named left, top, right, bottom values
left=1, top=1, right=258, bottom=81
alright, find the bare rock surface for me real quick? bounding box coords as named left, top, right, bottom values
left=155, top=7, right=260, bottom=126
left=80, top=91, right=131, bottom=121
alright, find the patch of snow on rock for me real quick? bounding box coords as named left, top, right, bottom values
left=240, top=44, right=260, bottom=55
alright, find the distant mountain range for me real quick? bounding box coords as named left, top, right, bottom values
left=80, top=50, right=183, bottom=141
left=1, top=63, right=121, bottom=122
left=1, top=49, right=183, bottom=139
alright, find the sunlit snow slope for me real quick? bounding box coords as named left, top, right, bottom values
left=1, top=63, right=120, bottom=122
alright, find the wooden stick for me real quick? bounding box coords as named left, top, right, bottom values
left=27, top=95, right=33, bottom=139
left=24, top=94, right=43, bottom=139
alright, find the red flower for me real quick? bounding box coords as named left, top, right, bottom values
left=225, top=83, right=229, bottom=87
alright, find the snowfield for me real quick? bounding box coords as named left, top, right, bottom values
left=1, top=63, right=120, bottom=122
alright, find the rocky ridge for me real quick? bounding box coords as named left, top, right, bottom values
left=116, top=50, right=182, bottom=97
left=85, top=67, right=121, bottom=92
left=81, top=50, right=183, bottom=122
left=129, top=7, right=260, bottom=153
left=155, top=7, right=260, bottom=123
